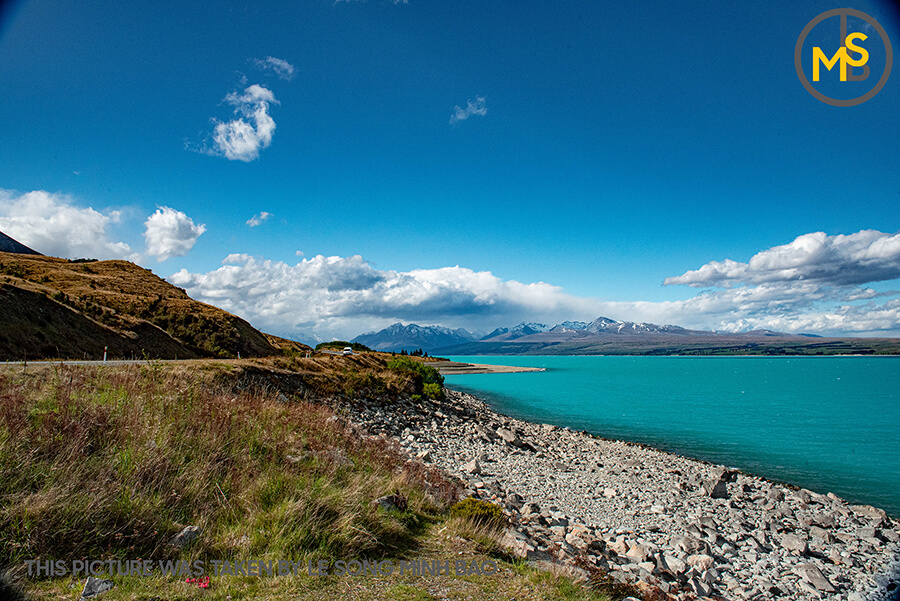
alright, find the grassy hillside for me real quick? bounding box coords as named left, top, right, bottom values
left=0, top=252, right=291, bottom=360
left=0, top=359, right=615, bottom=601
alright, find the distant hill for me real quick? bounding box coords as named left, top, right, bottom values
left=432, top=317, right=900, bottom=356
left=352, top=322, right=478, bottom=352
left=0, top=252, right=307, bottom=360
left=0, top=231, right=41, bottom=255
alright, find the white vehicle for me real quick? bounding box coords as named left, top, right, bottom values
left=342, top=347, right=353, bottom=356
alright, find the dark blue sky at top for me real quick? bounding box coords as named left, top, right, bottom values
left=0, top=0, right=898, bottom=307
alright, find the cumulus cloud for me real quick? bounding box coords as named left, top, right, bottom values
left=202, top=84, right=278, bottom=162
left=170, top=228, right=900, bottom=339
left=659, top=229, right=900, bottom=335
left=169, top=254, right=596, bottom=339
left=450, top=96, right=487, bottom=124
left=251, top=56, right=295, bottom=80
left=143, top=207, right=206, bottom=261
left=0, top=189, right=132, bottom=259
left=246, top=211, right=272, bottom=227
left=664, top=230, right=900, bottom=288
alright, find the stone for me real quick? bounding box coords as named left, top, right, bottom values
left=608, top=536, right=629, bottom=556
left=496, top=428, right=520, bottom=445
left=687, top=553, right=715, bottom=571
left=416, top=449, right=432, bottom=462
left=461, top=458, right=481, bottom=475
left=673, top=535, right=705, bottom=554
left=500, top=529, right=541, bottom=560
left=637, top=561, right=656, bottom=574
left=711, top=466, right=739, bottom=482
left=704, top=478, right=729, bottom=499
left=625, top=542, right=651, bottom=563
left=809, top=525, right=833, bottom=543
left=767, top=488, right=785, bottom=501
left=850, top=504, right=888, bottom=522
left=80, top=577, right=114, bottom=598
left=659, top=554, right=687, bottom=576
left=688, top=576, right=711, bottom=597
left=794, top=563, right=836, bottom=593
left=520, top=502, right=540, bottom=516
left=781, top=534, right=808, bottom=554
left=170, top=525, right=201, bottom=549
left=372, top=494, right=408, bottom=512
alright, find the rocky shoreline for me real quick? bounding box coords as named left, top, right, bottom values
left=341, top=387, right=900, bottom=601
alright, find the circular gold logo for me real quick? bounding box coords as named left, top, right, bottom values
left=795, top=8, right=893, bottom=106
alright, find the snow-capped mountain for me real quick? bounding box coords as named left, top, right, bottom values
left=480, top=322, right=551, bottom=342
left=351, top=323, right=478, bottom=352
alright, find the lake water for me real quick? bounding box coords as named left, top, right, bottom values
left=444, top=355, right=900, bottom=516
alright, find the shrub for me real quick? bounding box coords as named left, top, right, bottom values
left=387, top=356, right=445, bottom=400
left=449, top=498, right=507, bottom=528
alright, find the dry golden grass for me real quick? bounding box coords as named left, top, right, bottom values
left=0, top=252, right=281, bottom=360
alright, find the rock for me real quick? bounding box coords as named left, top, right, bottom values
left=520, top=502, right=540, bottom=516
left=603, top=487, right=617, bottom=498
left=673, top=535, right=705, bottom=554
left=850, top=504, right=888, bottom=522
left=794, top=563, right=837, bottom=593
left=170, top=525, right=201, bottom=549
left=809, top=525, right=833, bottom=542
left=781, top=533, right=808, bottom=554
left=372, top=494, right=408, bottom=512
left=687, top=554, right=715, bottom=571
left=80, top=577, right=114, bottom=599
left=625, top=542, right=652, bottom=563
left=608, top=536, right=629, bottom=556
left=882, top=529, right=900, bottom=543
left=688, top=576, right=711, bottom=597
left=416, top=449, right=432, bottom=462
left=703, top=478, right=729, bottom=499
left=461, top=458, right=481, bottom=475
left=500, top=529, right=542, bottom=560
left=496, top=428, right=520, bottom=445
left=659, top=554, right=687, bottom=576
left=711, top=466, right=739, bottom=482
left=767, top=487, right=785, bottom=501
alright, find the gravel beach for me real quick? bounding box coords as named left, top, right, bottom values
left=341, top=384, right=900, bottom=601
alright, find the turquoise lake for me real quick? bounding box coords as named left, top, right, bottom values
left=444, top=356, right=900, bottom=516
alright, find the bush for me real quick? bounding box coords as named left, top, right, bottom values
left=387, top=356, right=444, bottom=400
left=449, top=498, right=507, bottom=528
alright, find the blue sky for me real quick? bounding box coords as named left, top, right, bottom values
left=1, top=0, right=899, bottom=340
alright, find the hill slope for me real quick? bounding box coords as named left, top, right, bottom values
left=0, top=231, right=41, bottom=255
left=0, top=252, right=288, bottom=360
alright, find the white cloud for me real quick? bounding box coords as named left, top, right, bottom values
left=0, top=189, right=132, bottom=259
left=169, top=253, right=596, bottom=340
left=203, top=84, right=278, bottom=162
left=659, top=229, right=900, bottom=335
left=169, top=229, right=900, bottom=339
left=246, top=211, right=272, bottom=227
left=450, top=96, right=487, bottom=124
left=251, top=56, right=295, bottom=81
left=664, top=230, right=900, bottom=288
left=143, top=207, right=206, bottom=261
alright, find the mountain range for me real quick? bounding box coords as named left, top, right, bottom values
left=351, top=318, right=899, bottom=356
left=352, top=322, right=477, bottom=352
